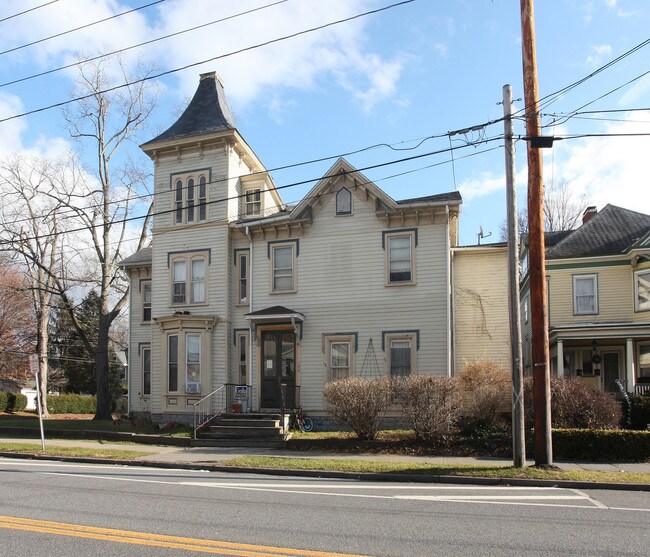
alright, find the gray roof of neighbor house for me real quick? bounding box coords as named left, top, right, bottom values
left=119, top=246, right=152, bottom=267
left=143, top=72, right=235, bottom=146
left=397, top=191, right=463, bottom=204
left=546, top=204, right=650, bottom=258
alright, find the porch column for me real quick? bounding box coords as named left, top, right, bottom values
left=557, top=340, right=564, bottom=378
left=626, top=338, right=635, bottom=393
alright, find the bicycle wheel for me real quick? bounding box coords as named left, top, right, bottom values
left=302, top=417, right=314, bottom=432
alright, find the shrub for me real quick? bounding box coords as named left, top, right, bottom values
left=47, top=394, right=97, bottom=414
left=459, top=360, right=510, bottom=426
left=551, top=428, right=650, bottom=462
left=624, top=394, right=650, bottom=430
left=0, top=391, right=8, bottom=412
left=524, top=376, right=622, bottom=429
left=4, top=392, right=27, bottom=412
left=393, top=375, right=462, bottom=443
left=323, top=377, right=391, bottom=440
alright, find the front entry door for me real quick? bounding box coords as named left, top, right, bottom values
left=261, top=331, right=296, bottom=408
left=601, top=349, right=623, bottom=394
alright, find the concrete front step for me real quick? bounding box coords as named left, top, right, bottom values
left=213, top=418, right=280, bottom=428
left=190, top=437, right=288, bottom=448
left=206, top=425, right=283, bottom=438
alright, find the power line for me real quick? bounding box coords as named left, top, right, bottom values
left=0, top=0, right=415, bottom=125
left=0, top=135, right=505, bottom=247
left=0, top=0, right=59, bottom=24
left=0, top=0, right=288, bottom=89
left=0, top=0, right=166, bottom=57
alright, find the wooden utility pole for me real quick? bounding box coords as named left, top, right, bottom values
left=502, top=84, right=526, bottom=468
left=519, top=0, right=552, bottom=465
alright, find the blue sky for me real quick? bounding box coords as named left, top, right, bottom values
left=1, top=0, right=649, bottom=246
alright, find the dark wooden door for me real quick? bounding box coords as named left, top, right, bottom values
left=261, top=331, right=296, bottom=408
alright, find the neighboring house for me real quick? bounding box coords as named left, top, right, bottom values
left=451, top=243, right=511, bottom=374
left=120, top=72, right=462, bottom=425
left=521, top=205, right=650, bottom=395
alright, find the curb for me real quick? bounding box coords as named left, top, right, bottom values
left=1, top=451, right=648, bottom=492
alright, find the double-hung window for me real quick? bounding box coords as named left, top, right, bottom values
left=634, top=269, right=650, bottom=312
left=142, top=282, right=152, bottom=322
left=236, top=331, right=249, bottom=385
left=167, top=334, right=202, bottom=394
left=384, top=230, right=416, bottom=285
left=171, top=255, right=206, bottom=305
left=245, top=188, right=261, bottom=216
left=383, top=331, right=418, bottom=376
left=271, top=242, right=297, bottom=292
left=573, top=274, right=598, bottom=315
left=236, top=251, right=249, bottom=305
left=142, top=347, right=151, bottom=396
left=173, top=172, right=208, bottom=225
left=323, top=334, right=356, bottom=382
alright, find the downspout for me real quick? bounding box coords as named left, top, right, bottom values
left=446, top=206, right=452, bottom=377
left=245, top=226, right=254, bottom=409
left=450, top=247, right=457, bottom=379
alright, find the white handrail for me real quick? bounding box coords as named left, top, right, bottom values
left=192, top=385, right=226, bottom=438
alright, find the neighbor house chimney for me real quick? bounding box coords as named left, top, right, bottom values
left=582, top=206, right=597, bottom=224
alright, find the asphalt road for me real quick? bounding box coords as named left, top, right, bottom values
left=1, top=457, right=649, bottom=557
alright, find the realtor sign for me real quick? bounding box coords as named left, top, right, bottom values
left=234, top=386, right=248, bottom=400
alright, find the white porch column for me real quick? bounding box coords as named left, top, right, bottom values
left=626, top=338, right=635, bottom=393
left=557, top=339, right=564, bottom=378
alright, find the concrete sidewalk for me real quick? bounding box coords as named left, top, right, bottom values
left=2, top=437, right=649, bottom=474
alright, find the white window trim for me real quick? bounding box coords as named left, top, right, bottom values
left=168, top=334, right=179, bottom=393
left=244, top=187, right=262, bottom=217
left=270, top=242, right=297, bottom=293
left=384, top=231, right=416, bottom=286
left=141, top=346, right=151, bottom=397
left=384, top=331, right=418, bottom=377
left=235, top=251, right=250, bottom=306
left=634, top=269, right=650, bottom=312
left=141, top=281, right=152, bottom=324
left=335, top=187, right=353, bottom=216
left=170, top=253, right=208, bottom=306
left=323, top=334, right=356, bottom=382
left=166, top=332, right=206, bottom=395
left=235, top=331, right=249, bottom=385
left=572, top=274, right=598, bottom=315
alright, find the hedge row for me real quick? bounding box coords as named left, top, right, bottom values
left=47, top=394, right=96, bottom=414
left=551, top=428, right=650, bottom=462
left=0, top=392, right=27, bottom=413
left=624, top=394, right=650, bottom=430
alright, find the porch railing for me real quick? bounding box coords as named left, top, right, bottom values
left=635, top=384, right=650, bottom=396
left=193, top=385, right=226, bottom=439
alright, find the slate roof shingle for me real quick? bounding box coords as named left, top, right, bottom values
left=143, top=72, right=235, bottom=146
left=546, top=204, right=650, bottom=258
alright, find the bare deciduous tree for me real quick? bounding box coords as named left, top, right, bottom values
left=50, top=58, right=156, bottom=419
left=499, top=179, right=588, bottom=241
left=0, top=155, right=65, bottom=415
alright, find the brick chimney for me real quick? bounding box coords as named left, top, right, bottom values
left=582, top=206, right=597, bottom=224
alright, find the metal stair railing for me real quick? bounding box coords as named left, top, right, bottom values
left=193, top=385, right=226, bottom=439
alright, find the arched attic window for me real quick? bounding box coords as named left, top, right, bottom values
left=336, top=187, right=352, bottom=216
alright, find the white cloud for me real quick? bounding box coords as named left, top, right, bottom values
left=0, top=93, right=26, bottom=155
left=586, top=44, right=612, bottom=66
left=547, top=116, right=650, bottom=215
left=458, top=171, right=504, bottom=201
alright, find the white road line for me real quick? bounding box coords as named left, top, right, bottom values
left=395, top=495, right=587, bottom=501
left=0, top=459, right=206, bottom=473
left=572, top=489, right=609, bottom=509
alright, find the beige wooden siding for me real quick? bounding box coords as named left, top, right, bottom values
left=547, top=264, right=634, bottom=325
left=248, top=184, right=450, bottom=412
left=452, top=248, right=511, bottom=375
left=127, top=268, right=152, bottom=413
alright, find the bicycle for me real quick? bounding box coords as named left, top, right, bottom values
left=292, top=406, right=314, bottom=432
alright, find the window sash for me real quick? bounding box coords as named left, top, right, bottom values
left=273, top=246, right=294, bottom=291
left=237, top=333, right=248, bottom=385
left=198, top=176, right=207, bottom=221
left=185, top=334, right=201, bottom=390
left=190, top=259, right=205, bottom=303
left=573, top=275, right=597, bottom=314
left=388, top=235, right=412, bottom=282
left=142, top=283, right=152, bottom=322
left=186, top=178, right=195, bottom=223
left=172, top=260, right=186, bottom=304
left=168, top=335, right=178, bottom=392
left=237, top=252, right=248, bottom=304
left=390, top=339, right=411, bottom=376
left=142, top=347, right=151, bottom=396
left=330, top=341, right=350, bottom=380
left=636, top=271, right=650, bottom=311
left=245, top=188, right=261, bottom=215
